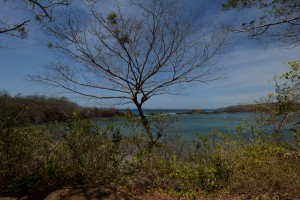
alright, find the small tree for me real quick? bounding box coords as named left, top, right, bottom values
left=31, top=0, right=227, bottom=150
left=255, top=61, right=300, bottom=141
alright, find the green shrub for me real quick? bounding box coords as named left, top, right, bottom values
left=0, top=108, right=51, bottom=194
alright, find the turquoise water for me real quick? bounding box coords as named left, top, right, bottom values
left=171, top=112, right=255, bottom=139
left=97, top=110, right=255, bottom=140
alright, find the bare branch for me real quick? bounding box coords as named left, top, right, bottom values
left=0, top=0, right=71, bottom=41
left=224, top=0, right=300, bottom=47
left=0, top=20, right=30, bottom=34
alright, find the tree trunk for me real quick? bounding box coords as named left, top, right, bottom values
left=135, top=103, right=155, bottom=151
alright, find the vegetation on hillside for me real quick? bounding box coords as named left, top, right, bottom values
left=0, top=91, right=123, bottom=125
left=214, top=104, right=260, bottom=113
left=213, top=102, right=300, bottom=113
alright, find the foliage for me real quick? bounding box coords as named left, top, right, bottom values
left=222, top=123, right=300, bottom=199
left=0, top=108, right=52, bottom=194
left=0, top=108, right=299, bottom=198
left=255, top=61, right=300, bottom=142
left=0, top=93, right=123, bottom=125
left=0, top=110, right=125, bottom=195
left=0, top=0, right=70, bottom=42
left=213, top=104, right=259, bottom=113
left=223, top=0, right=300, bottom=46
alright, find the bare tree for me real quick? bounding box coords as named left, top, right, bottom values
left=223, top=0, right=300, bottom=47
left=0, top=0, right=71, bottom=39
left=30, top=0, right=227, bottom=150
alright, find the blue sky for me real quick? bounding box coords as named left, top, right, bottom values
left=0, top=0, right=299, bottom=109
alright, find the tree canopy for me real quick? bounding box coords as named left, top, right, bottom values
left=223, top=0, right=300, bottom=47
left=0, top=0, right=70, bottom=42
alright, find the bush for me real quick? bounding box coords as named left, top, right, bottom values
left=0, top=108, right=299, bottom=199
left=0, top=110, right=126, bottom=195
left=0, top=108, right=51, bottom=194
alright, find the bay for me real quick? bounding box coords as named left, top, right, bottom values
left=97, top=109, right=256, bottom=140
left=171, top=112, right=255, bottom=139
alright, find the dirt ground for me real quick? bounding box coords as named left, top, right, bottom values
left=0, top=186, right=250, bottom=200
left=0, top=186, right=178, bottom=200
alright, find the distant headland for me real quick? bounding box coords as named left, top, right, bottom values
left=178, top=104, right=262, bottom=115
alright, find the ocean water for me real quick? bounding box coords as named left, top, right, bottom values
left=99, top=109, right=256, bottom=140
left=171, top=112, right=255, bottom=139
